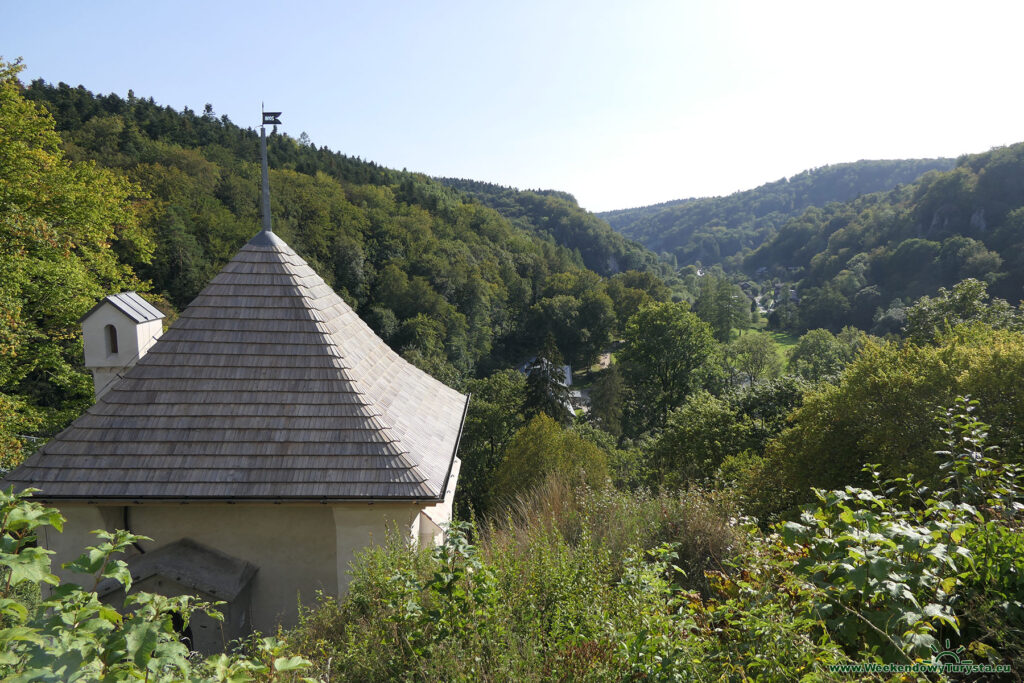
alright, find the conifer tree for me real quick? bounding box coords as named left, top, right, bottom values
left=523, top=334, right=571, bottom=425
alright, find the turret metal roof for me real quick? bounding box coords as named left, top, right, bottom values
left=79, top=291, right=164, bottom=324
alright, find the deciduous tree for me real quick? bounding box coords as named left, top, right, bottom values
left=619, top=302, right=717, bottom=433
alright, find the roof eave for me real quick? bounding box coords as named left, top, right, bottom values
left=29, top=495, right=450, bottom=504
left=436, top=391, right=471, bottom=501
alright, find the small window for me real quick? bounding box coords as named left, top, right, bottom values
left=105, top=324, right=119, bottom=355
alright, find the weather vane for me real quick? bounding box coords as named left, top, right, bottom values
left=260, top=105, right=282, bottom=233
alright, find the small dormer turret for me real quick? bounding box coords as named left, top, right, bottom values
left=80, top=292, right=164, bottom=400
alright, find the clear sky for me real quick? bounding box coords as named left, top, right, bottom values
left=3, top=1, right=1023, bottom=212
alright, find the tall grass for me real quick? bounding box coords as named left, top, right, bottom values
left=285, top=478, right=865, bottom=681
left=485, top=476, right=741, bottom=595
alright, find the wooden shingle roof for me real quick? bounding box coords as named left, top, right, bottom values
left=5, top=230, right=469, bottom=501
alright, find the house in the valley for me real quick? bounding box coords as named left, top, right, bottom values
left=1, top=226, right=468, bottom=652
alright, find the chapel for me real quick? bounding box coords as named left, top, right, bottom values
left=2, top=226, right=468, bottom=651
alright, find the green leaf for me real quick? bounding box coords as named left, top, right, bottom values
left=123, top=622, right=159, bottom=669
left=781, top=521, right=807, bottom=543
left=0, top=625, right=44, bottom=647
left=273, top=655, right=311, bottom=672
left=2, top=546, right=59, bottom=586
left=4, top=501, right=65, bottom=534
left=0, top=597, right=29, bottom=623
left=901, top=630, right=936, bottom=654
left=63, top=547, right=108, bottom=576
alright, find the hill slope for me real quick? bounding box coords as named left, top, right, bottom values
left=744, top=144, right=1024, bottom=332
left=437, top=178, right=664, bottom=277
left=2, top=74, right=675, bottom=455
left=600, top=159, right=955, bottom=267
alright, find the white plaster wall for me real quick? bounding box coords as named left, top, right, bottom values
left=331, top=504, right=420, bottom=597
left=90, top=369, right=123, bottom=399
left=420, top=457, right=461, bottom=534
left=43, top=501, right=432, bottom=634
left=42, top=504, right=115, bottom=587
left=81, top=305, right=135, bottom=368
left=82, top=304, right=162, bottom=398
left=418, top=513, right=442, bottom=546
left=128, top=504, right=337, bottom=631
left=135, top=318, right=163, bottom=356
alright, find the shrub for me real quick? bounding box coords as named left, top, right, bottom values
left=0, top=487, right=317, bottom=682
left=287, top=399, right=1024, bottom=680
left=780, top=398, right=1024, bottom=668
left=488, top=415, right=608, bottom=510
left=750, top=325, right=1024, bottom=516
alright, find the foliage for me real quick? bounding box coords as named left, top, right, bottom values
left=283, top=399, right=1024, bottom=680
left=618, top=302, right=717, bottom=435
left=0, top=486, right=318, bottom=681
left=724, top=331, right=782, bottom=386
left=587, top=362, right=624, bottom=438
left=648, top=391, right=749, bottom=486
left=641, top=375, right=807, bottom=490
left=750, top=325, right=1024, bottom=515
left=692, top=272, right=750, bottom=342
left=287, top=482, right=804, bottom=683
left=294, top=463, right=1024, bottom=680
left=604, top=270, right=673, bottom=326
left=786, top=326, right=867, bottom=382
left=455, top=369, right=527, bottom=517
left=904, top=278, right=1022, bottom=344
left=489, top=415, right=608, bottom=509
left=781, top=399, right=1024, bottom=667
left=438, top=178, right=669, bottom=278
left=521, top=337, right=571, bottom=426
left=0, top=61, right=151, bottom=464
left=744, top=144, right=1024, bottom=335
left=602, top=158, right=953, bottom=269
left=19, top=75, right=673, bottom=398
left=526, top=283, right=616, bottom=368
left=732, top=375, right=808, bottom=448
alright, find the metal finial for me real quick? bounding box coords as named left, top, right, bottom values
left=259, top=107, right=282, bottom=233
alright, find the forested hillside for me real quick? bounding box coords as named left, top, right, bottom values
left=601, top=158, right=953, bottom=267
left=438, top=178, right=662, bottom=276
left=1, top=69, right=675, bottom=458
left=747, top=144, right=1024, bottom=333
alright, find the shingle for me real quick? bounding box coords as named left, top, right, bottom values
left=4, top=230, right=468, bottom=501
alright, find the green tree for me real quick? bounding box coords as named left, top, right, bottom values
left=490, top=414, right=608, bottom=507
left=725, top=333, right=782, bottom=386
left=576, top=289, right=616, bottom=369
left=456, top=370, right=527, bottom=516
left=734, top=375, right=807, bottom=447
left=905, top=278, right=1021, bottom=344
left=588, top=363, right=624, bottom=438
left=796, top=284, right=851, bottom=332
left=619, top=302, right=717, bottom=433
left=0, top=60, right=151, bottom=464
left=750, top=324, right=1024, bottom=515
left=787, top=329, right=845, bottom=380
left=693, top=274, right=749, bottom=342
left=522, top=336, right=571, bottom=426
left=647, top=391, right=749, bottom=486
left=528, top=295, right=580, bottom=364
